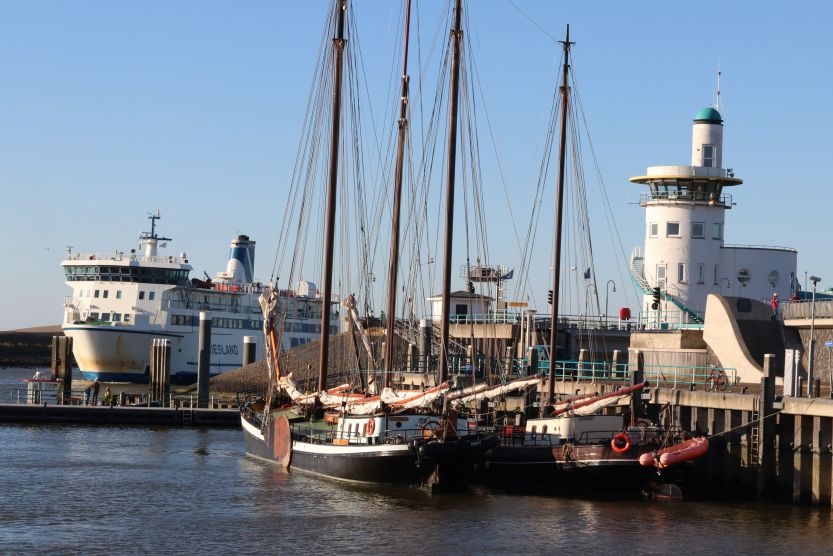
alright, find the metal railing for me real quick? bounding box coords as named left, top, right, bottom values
left=639, top=191, right=732, bottom=206
left=782, top=299, right=833, bottom=320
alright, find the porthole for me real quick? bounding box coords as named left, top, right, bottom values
left=737, top=269, right=751, bottom=286
left=768, top=270, right=780, bottom=287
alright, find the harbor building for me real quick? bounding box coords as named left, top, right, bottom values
left=630, top=106, right=798, bottom=324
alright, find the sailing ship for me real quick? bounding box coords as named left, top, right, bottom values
left=241, top=0, right=496, bottom=488
left=476, top=27, right=706, bottom=497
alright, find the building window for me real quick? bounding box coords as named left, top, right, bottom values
left=678, top=263, right=687, bottom=283
left=94, top=290, right=100, bottom=298
left=712, top=223, right=723, bottom=240
left=112, top=313, right=121, bottom=322
left=713, top=265, right=719, bottom=286
left=649, top=223, right=659, bottom=237
left=90, top=312, right=99, bottom=321
left=149, top=291, right=156, bottom=301
left=124, top=314, right=131, bottom=323
left=139, top=291, right=145, bottom=300
left=666, top=222, right=680, bottom=237
left=103, top=290, right=109, bottom=299
left=101, top=313, right=110, bottom=321
left=698, top=264, right=705, bottom=284
left=116, top=290, right=122, bottom=299
left=691, top=222, right=705, bottom=238
left=702, top=144, right=715, bottom=167
left=656, top=265, right=667, bottom=289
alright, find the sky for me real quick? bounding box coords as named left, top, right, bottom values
left=1, top=0, right=832, bottom=330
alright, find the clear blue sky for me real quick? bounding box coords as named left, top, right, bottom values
left=1, top=0, right=831, bottom=330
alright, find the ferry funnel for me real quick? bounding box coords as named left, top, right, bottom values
left=219, top=235, right=256, bottom=284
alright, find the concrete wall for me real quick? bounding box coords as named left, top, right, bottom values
left=702, top=295, right=770, bottom=383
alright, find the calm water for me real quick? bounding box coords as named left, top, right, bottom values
left=2, top=367, right=832, bottom=554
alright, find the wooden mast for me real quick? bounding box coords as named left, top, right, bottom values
left=438, top=0, right=463, bottom=384
left=318, top=0, right=347, bottom=392
left=383, top=0, right=413, bottom=388
left=547, top=25, right=573, bottom=409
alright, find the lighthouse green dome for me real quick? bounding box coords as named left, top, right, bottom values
left=694, top=106, right=722, bottom=123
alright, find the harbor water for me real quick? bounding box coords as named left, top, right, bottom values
left=2, top=367, right=832, bottom=554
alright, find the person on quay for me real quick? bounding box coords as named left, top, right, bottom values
left=84, top=385, right=91, bottom=405
left=771, top=292, right=779, bottom=320
left=91, top=379, right=101, bottom=405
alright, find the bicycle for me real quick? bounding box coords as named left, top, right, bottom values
left=704, top=368, right=728, bottom=392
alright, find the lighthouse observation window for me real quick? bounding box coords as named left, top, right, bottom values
left=666, top=222, right=680, bottom=237
left=678, top=263, right=687, bottom=284
left=649, top=223, right=658, bottom=237
left=691, top=222, right=705, bottom=238
left=698, top=264, right=705, bottom=284
left=702, top=145, right=715, bottom=167
left=712, top=223, right=723, bottom=240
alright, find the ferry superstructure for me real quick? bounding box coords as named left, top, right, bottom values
left=61, top=214, right=339, bottom=382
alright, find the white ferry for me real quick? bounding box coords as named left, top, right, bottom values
left=61, top=213, right=339, bottom=382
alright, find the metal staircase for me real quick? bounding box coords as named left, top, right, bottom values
left=393, top=319, right=468, bottom=357
left=629, top=247, right=704, bottom=325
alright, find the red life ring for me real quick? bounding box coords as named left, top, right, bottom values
left=611, top=432, right=631, bottom=454
left=366, top=418, right=375, bottom=435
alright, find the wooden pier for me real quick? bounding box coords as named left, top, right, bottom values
left=0, top=403, right=240, bottom=427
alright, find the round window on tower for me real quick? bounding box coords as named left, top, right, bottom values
left=737, top=269, right=751, bottom=286
left=768, top=270, right=780, bottom=287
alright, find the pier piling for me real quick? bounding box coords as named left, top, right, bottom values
left=198, top=311, right=211, bottom=408
left=51, top=336, right=73, bottom=401
left=149, top=339, right=171, bottom=405
left=243, top=336, right=256, bottom=366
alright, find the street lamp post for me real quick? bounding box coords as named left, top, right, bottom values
left=605, top=280, right=616, bottom=327
left=809, top=275, right=821, bottom=398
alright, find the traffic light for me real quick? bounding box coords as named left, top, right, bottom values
left=547, top=290, right=553, bottom=305
left=651, top=287, right=661, bottom=310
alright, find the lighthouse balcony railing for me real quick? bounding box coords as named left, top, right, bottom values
left=639, top=191, right=732, bottom=206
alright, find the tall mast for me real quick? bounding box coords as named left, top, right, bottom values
left=383, top=0, right=412, bottom=387
left=438, top=0, right=463, bottom=385
left=318, top=0, right=347, bottom=392
left=547, top=25, right=573, bottom=409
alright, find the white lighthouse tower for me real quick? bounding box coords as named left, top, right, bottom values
left=630, top=104, right=797, bottom=324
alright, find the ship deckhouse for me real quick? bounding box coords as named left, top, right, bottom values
left=630, top=105, right=798, bottom=324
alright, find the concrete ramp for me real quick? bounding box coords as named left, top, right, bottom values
left=703, top=295, right=787, bottom=383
